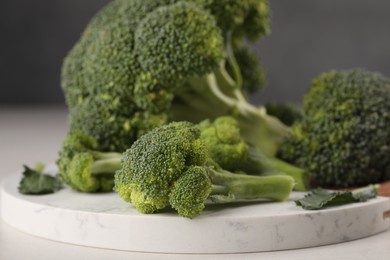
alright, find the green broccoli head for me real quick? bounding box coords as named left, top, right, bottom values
left=57, top=130, right=98, bottom=177
left=61, top=0, right=182, bottom=152
left=169, top=166, right=212, bottom=218
left=57, top=131, right=122, bottom=192
left=203, top=0, right=270, bottom=40
left=240, top=0, right=270, bottom=41
left=198, top=116, right=248, bottom=172
left=279, top=69, right=390, bottom=187
left=66, top=153, right=101, bottom=192
left=114, top=121, right=208, bottom=214
left=135, top=1, right=224, bottom=85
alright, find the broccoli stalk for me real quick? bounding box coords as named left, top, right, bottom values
left=170, top=34, right=289, bottom=156
left=172, top=70, right=289, bottom=156
left=208, top=167, right=294, bottom=203
left=242, top=147, right=310, bottom=191
left=169, top=165, right=294, bottom=218
left=88, top=152, right=122, bottom=175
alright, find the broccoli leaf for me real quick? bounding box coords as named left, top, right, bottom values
left=18, top=165, right=62, bottom=195
left=295, top=185, right=378, bottom=210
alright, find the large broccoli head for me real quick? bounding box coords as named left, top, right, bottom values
left=61, top=0, right=281, bottom=156
left=279, top=69, right=390, bottom=187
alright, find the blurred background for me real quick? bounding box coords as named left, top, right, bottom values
left=1, top=0, right=390, bottom=106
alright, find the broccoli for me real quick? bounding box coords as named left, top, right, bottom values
left=57, top=131, right=122, bottom=192
left=279, top=69, right=390, bottom=187
left=114, top=121, right=294, bottom=218
left=265, top=102, right=303, bottom=126
left=61, top=0, right=288, bottom=156
left=198, top=116, right=310, bottom=191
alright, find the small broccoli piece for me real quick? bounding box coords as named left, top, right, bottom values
left=115, top=121, right=294, bottom=219
left=198, top=116, right=310, bottom=191
left=279, top=69, right=390, bottom=187
left=169, top=166, right=212, bottom=218
left=57, top=131, right=122, bottom=192
left=265, top=102, right=303, bottom=126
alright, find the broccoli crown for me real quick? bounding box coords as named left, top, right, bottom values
left=198, top=116, right=248, bottom=172
left=265, top=102, right=303, bottom=126
left=57, top=130, right=98, bottom=177
left=66, top=153, right=101, bottom=192
left=62, top=0, right=180, bottom=152
left=135, top=1, right=224, bottom=85
left=169, top=166, right=212, bottom=218
left=114, top=121, right=208, bottom=214
left=204, top=0, right=270, bottom=40
left=279, top=69, right=390, bottom=187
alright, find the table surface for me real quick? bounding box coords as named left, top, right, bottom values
left=1, top=107, right=390, bottom=260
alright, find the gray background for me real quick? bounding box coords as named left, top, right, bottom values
left=1, top=0, right=389, bottom=106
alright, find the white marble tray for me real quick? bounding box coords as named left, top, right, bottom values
left=1, top=170, right=390, bottom=254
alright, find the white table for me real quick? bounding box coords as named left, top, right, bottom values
left=1, top=107, right=389, bottom=260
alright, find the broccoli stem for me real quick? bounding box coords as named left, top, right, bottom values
left=91, top=151, right=122, bottom=160
left=208, top=167, right=294, bottom=202
left=224, top=31, right=243, bottom=91
left=243, top=147, right=311, bottom=191
left=173, top=69, right=289, bottom=155
left=90, top=156, right=122, bottom=175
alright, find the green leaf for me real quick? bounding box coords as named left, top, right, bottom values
left=295, top=185, right=378, bottom=210
left=18, top=165, right=62, bottom=195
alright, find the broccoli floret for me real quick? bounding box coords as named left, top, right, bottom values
left=279, top=69, right=390, bottom=187
left=265, top=102, right=303, bottom=126
left=198, top=116, right=310, bottom=191
left=62, top=0, right=178, bottom=152
left=114, top=120, right=294, bottom=219
left=57, top=131, right=122, bottom=192
left=61, top=0, right=286, bottom=156
left=169, top=166, right=212, bottom=218
left=204, top=0, right=270, bottom=40
left=226, top=43, right=266, bottom=93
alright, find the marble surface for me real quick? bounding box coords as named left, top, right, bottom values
left=2, top=107, right=390, bottom=259
left=2, top=166, right=390, bottom=254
